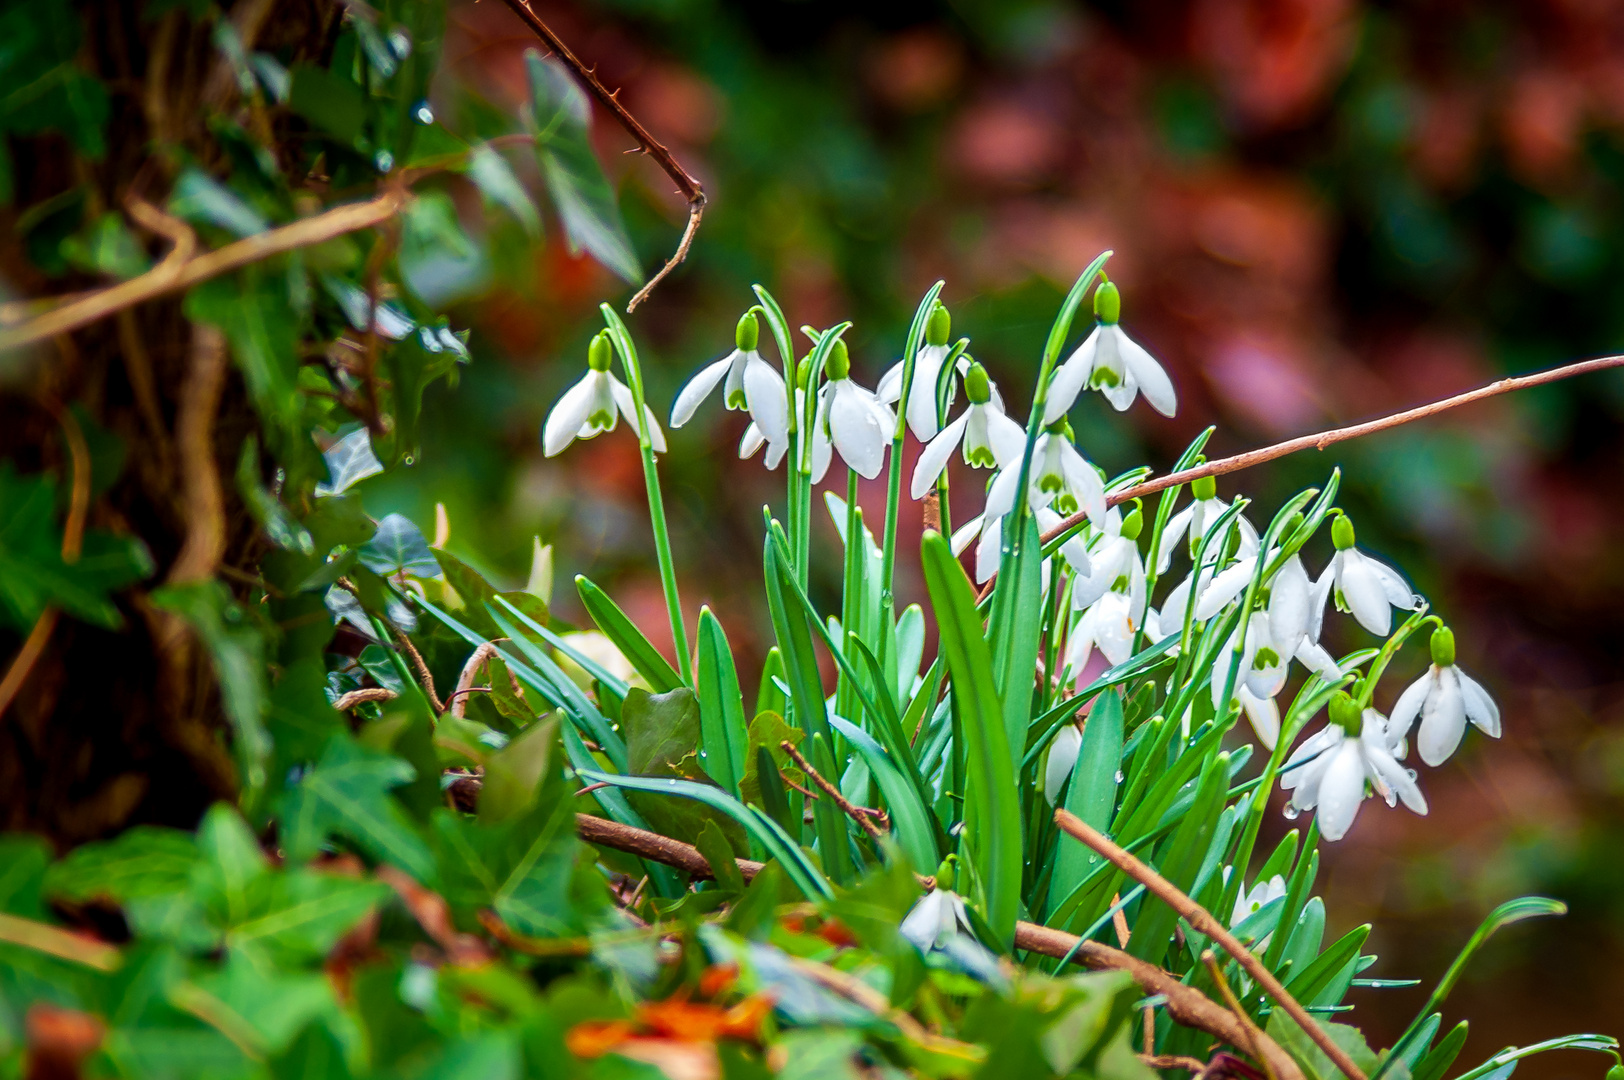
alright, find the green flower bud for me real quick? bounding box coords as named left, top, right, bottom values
left=1192, top=474, right=1217, bottom=500
left=587, top=331, right=614, bottom=372
left=1430, top=625, right=1456, bottom=668
left=1284, top=511, right=1305, bottom=537
left=796, top=354, right=812, bottom=389
left=1045, top=417, right=1075, bottom=441
left=964, top=360, right=992, bottom=405
left=1328, top=690, right=1363, bottom=736
left=826, top=338, right=851, bottom=380
left=1331, top=514, right=1356, bottom=551
left=1120, top=505, right=1144, bottom=541
left=736, top=310, right=760, bottom=351
left=1604, top=1064, right=1622, bottom=1080
left=926, top=302, right=951, bottom=347
left=1094, top=280, right=1121, bottom=324
left=935, top=854, right=956, bottom=892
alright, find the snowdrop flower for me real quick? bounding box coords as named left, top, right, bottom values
left=1318, top=516, right=1422, bottom=637
left=1389, top=626, right=1501, bottom=767
left=738, top=421, right=788, bottom=470
left=1044, top=722, right=1082, bottom=806
left=877, top=302, right=958, bottom=441
left=1281, top=693, right=1426, bottom=841
left=900, top=857, right=974, bottom=951
left=1070, top=505, right=1146, bottom=615
left=543, top=331, right=666, bottom=457
left=670, top=309, right=789, bottom=452
left=1156, top=475, right=1258, bottom=573
left=1064, top=589, right=1140, bottom=671
left=1044, top=281, right=1176, bottom=423
left=816, top=339, right=895, bottom=480
left=1231, top=873, right=1287, bottom=928
left=910, top=362, right=1026, bottom=498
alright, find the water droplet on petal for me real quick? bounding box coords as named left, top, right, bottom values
left=1282, top=804, right=1300, bottom=820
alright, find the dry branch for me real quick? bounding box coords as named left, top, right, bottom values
left=1055, top=809, right=1360, bottom=1080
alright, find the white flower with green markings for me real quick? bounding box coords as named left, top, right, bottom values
left=543, top=330, right=666, bottom=457
left=878, top=301, right=958, bottom=442
left=1316, top=515, right=1421, bottom=637
left=671, top=309, right=789, bottom=449
left=1281, top=692, right=1427, bottom=841
left=1389, top=625, right=1502, bottom=766
left=816, top=338, right=894, bottom=480
left=1044, top=281, right=1176, bottom=422
left=911, top=361, right=1025, bottom=498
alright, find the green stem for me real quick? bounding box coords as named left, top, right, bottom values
left=598, top=303, right=692, bottom=684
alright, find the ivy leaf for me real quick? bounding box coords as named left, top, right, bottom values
left=524, top=51, right=641, bottom=285
left=359, top=513, right=440, bottom=579
left=60, top=211, right=151, bottom=279
left=191, top=951, right=336, bottom=1058
left=278, top=734, right=437, bottom=885
left=185, top=273, right=305, bottom=460
left=398, top=191, right=487, bottom=309
left=623, top=687, right=701, bottom=775
left=314, top=428, right=384, bottom=498
left=168, top=167, right=268, bottom=237
left=1266, top=1011, right=1382, bottom=1080
left=469, top=143, right=541, bottom=238
left=738, top=710, right=803, bottom=809
left=287, top=64, right=366, bottom=143
left=151, top=580, right=271, bottom=798
left=0, top=463, right=153, bottom=631
left=45, top=827, right=200, bottom=904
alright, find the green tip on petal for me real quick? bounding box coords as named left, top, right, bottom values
left=1094, top=280, right=1121, bottom=324
left=1332, top=514, right=1356, bottom=550
left=1120, top=506, right=1144, bottom=541
left=1431, top=625, right=1456, bottom=667
left=964, top=360, right=991, bottom=404
left=826, top=338, right=851, bottom=380
left=1328, top=690, right=1363, bottom=736
left=935, top=854, right=956, bottom=891
left=1192, top=474, right=1217, bottom=500
left=926, top=302, right=951, bottom=347
left=736, top=310, right=760, bottom=351
left=587, top=331, right=613, bottom=372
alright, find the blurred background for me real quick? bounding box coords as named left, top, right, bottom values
left=369, top=0, right=1624, bottom=1067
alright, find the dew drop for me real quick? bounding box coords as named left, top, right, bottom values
left=374, top=149, right=395, bottom=174
left=414, top=101, right=435, bottom=125
left=388, top=28, right=412, bottom=60
left=668, top=779, right=677, bottom=786
left=1282, top=804, right=1300, bottom=821
left=1114, top=769, right=1125, bottom=784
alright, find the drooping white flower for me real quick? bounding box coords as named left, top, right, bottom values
left=1044, top=281, right=1176, bottom=423
left=1156, top=475, right=1256, bottom=573
left=1231, top=873, right=1287, bottom=928
left=670, top=310, right=789, bottom=448
left=1064, top=589, right=1139, bottom=672
left=901, top=858, right=975, bottom=951
left=543, top=331, right=667, bottom=457
left=738, top=421, right=788, bottom=470
left=877, top=302, right=961, bottom=442
left=1281, top=694, right=1426, bottom=841
left=1044, top=722, right=1083, bottom=806
left=817, top=339, right=894, bottom=480
left=1389, top=626, right=1501, bottom=766
left=1316, top=516, right=1421, bottom=637
left=1069, top=505, right=1146, bottom=616
left=911, top=362, right=1026, bottom=498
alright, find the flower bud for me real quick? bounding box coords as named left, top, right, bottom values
left=1604, top=1065, right=1622, bottom=1080
left=1328, top=690, right=1363, bottom=736
left=796, top=354, right=812, bottom=389
left=1120, top=504, right=1144, bottom=541
left=1284, top=512, right=1305, bottom=537
left=1044, top=417, right=1075, bottom=441
left=587, top=330, right=614, bottom=372
left=964, top=360, right=992, bottom=405
left=1094, top=280, right=1121, bottom=324
left=1192, top=474, right=1217, bottom=501
left=736, top=310, right=760, bottom=351
left=826, top=338, right=851, bottom=380
left=1430, top=625, right=1456, bottom=668
left=1331, top=514, right=1356, bottom=551
left=926, top=302, right=951, bottom=347
left=935, top=854, right=956, bottom=892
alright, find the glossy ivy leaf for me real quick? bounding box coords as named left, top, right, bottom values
left=60, top=211, right=150, bottom=279
left=398, top=191, right=488, bottom=309
left=1265, top=1011, right=1381, bottom=1080
left=315, top=428, right=384, bottom=497
left=44, top=826, right=201, bottom=905
left=623, top=687, right=701, bottom=775
left=0, top=463, right=153, bottom=631
left=524, top=51, right=641, bottom=285
left=478, top=716, right=558, bottom=825
left=358, top=513, right=440, bottom=579
left=382, top=331, right=463, bottom=463
left=469, top=142, right=541, bottom=238
left=185, top=274, right=307, bottom=463
left=277, top=734, right=437, bottom=884
left=168, top=167, right=268, bottom=237
left=287, top=63, right=367, bottom=143
left=320, top=274, right=415, bottom=340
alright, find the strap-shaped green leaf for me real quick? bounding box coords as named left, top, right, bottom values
left=696, top=608, right=749, bottom=797
left=1284, top=922, right=1370, bottom=1004
left=1048, top=690, right=1124, bottom=919
left=1126, top=750, right=1228, bottom=969
left=575, top=576, right=683, bottom=692
left=920, top=531, right=1021, bottom=948
left=827, top=716, right=938, bottom=874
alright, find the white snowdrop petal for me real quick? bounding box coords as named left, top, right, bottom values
left=912, top=413, right=969, bottom=499
left=1388, top=671, right=1432, bottom=744
left=1366, top=736, right=1428, bottom=816
left=1044, top=724, right=1082, bottom=806
left=612, top=379, right=666, bottom=452
left=1340, top=554, right=1394, bottom=636
left=984, top=409, right=1028, bottom=466
left=876, top=361, right=904, bottom=404
left=670, top=355, right=734, bottom=427
left=743, top=355, right=789, bottom=446
left=1458, top=670, right=1501, bottom=738
left=1060, top=444, right=1108, bottom=525
left=1316, top=739, right=1369, bottom=841
left=1308, top=560, right=1336, bottom=642
left=763, top=438, right=787, bottom=471
left=1293, top=640, right=1342, bottom=683
left=543, top=375, right=596, bottom=456
left=1195, top=558, right=1257, bottom=621
left=1369, top=557, right=1421, bottom=610
left=829, top=383, right=887, bottom=479
left=1269, top=555, right=1313, bottom=648
left=1043, top=331, right=1098, bottom=425
left=906, top=345, right=949, bottom=441
left=982, top=465, right=1023, bottom=522
left=950, top=514, right=983, bottom=557
left=899, top=891, right=946, bottom=950
left=739, top=423, right=766, bottom=460
left=975, top=516, right=1003, bottom=583
left=1239, top=687, right=1280, bottom=751
left=1156, top=506, right=1194, bottom=575
left=1117, top=328, right=1177, bottom=416
left=1418, top=667, right=1466, bottom=767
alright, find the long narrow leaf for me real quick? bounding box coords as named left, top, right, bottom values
left=1048, top=690, right=1124, bottom=918
left=828, top=716, right=938, bottom=874
left=576, top=575, right=683, bottom=692
left=695, top=608, right=749, bottom=797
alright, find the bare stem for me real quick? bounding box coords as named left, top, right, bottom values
left=780, top=740, right=887, bottom=844
left=1054, top=808, right=1365, bottom=1080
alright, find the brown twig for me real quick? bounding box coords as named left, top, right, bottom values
left=0, top=190, right=407, bottom=352
left=450, top=640, right=508, bottom=718
left=0, top=912, right=121, bottom=972
left=390, top=628, right=444, bottom=714
left=166, top=323, right=228, bottom=584
left=333, top=687, right=399, bottom=711
left=1054, top=809, right=1361, bottom=1080
left=570, top=812, right=1303, bottom=1080
left=1144, top=1055, right=1214, bottom=1074
left=779, top=741, right=887, bottom=844
left=1204, top=950, right=1278, bottom=1080
left=495, top=0, right=706, bottom=312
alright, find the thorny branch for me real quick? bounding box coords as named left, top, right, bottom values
left=495, top=0, right=707, bottom=312
left=779, top=741, right=888, bottom=843
left=571, top=812, right=1304, bottom=1080
left=1055, top=809, right=1362, bottom=1080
